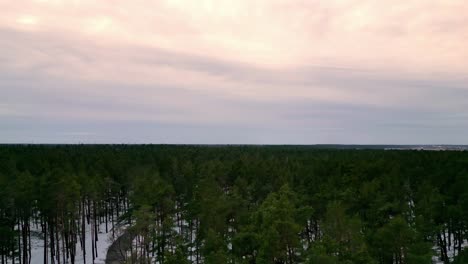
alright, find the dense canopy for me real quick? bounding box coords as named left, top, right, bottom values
left=0, top=145, right=467, bottom=263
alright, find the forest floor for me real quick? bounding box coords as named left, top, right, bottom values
left=105, top=229, right=133, bottom=264
left=432, top=235, right=468, bottom=264
left=29, top=221, right=115, bottom=264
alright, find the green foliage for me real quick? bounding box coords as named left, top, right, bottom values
left=254, top=184, right=302, bottom=263
left=202, top=229, right=228, bottom=264
left=0, top=145, right=467, bottom=263
left=321, top=202, right=371, bottom=263
left=306, top=243, right=341, bottom=264
left=166, top=243, right=190, bottom=264
left=453, top=249, right=468, bottom=264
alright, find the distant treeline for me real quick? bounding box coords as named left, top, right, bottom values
left=0, top=145, right=467, bottom=263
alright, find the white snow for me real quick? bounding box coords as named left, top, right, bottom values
left=432, top=231, right=468, bottom=264
left=29, top=221, right=117, bottom=264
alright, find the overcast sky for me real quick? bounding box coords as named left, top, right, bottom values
left=1, top=0, right=467, bottom=144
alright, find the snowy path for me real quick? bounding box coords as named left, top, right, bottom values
left=105, top=230, right=134, bottom=264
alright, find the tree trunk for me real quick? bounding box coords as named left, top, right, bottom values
left=44, top=219, right=48, bottom=264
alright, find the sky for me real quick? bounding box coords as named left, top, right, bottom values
left=1, top=0, right=467, bottom=144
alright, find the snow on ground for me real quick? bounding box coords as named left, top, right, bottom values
left=29, top=221, right=117, bottom=264
left=432, top=232, right=468, bottom=264
left=27, top=218, right=468, bottom=264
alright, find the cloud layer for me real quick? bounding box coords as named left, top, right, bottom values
left=1, top=0, right=467, bottom=144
